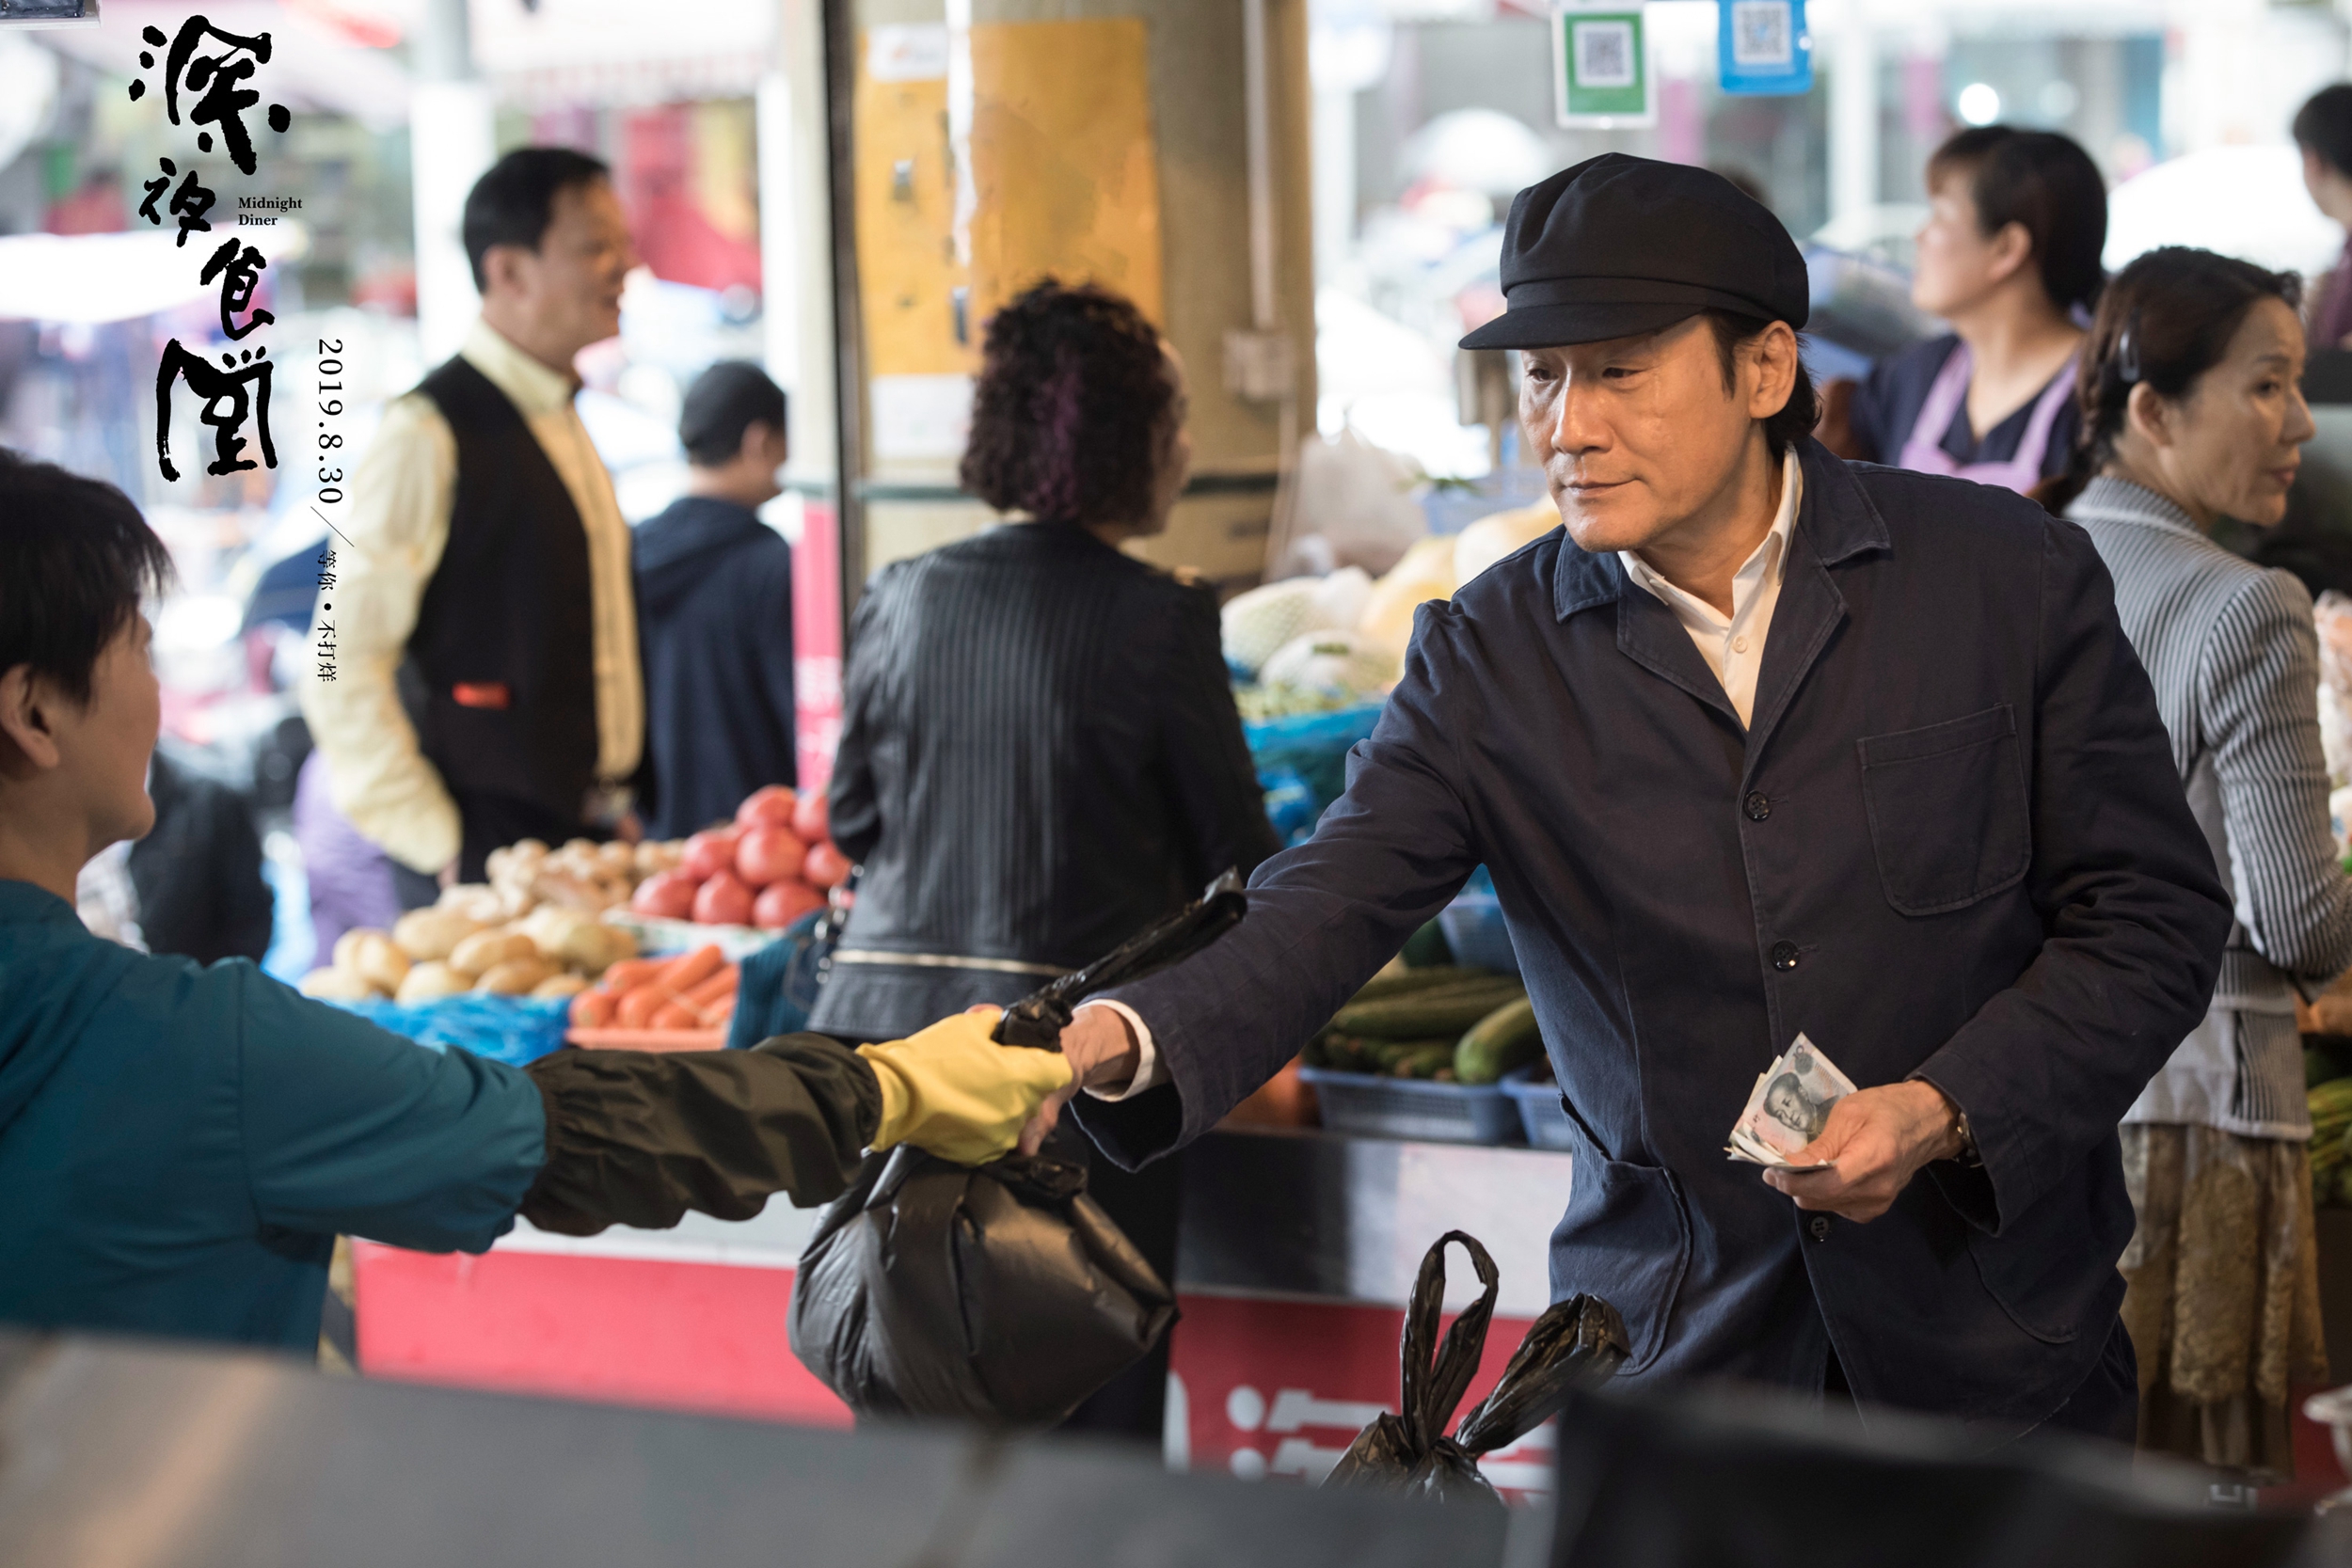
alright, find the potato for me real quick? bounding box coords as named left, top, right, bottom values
left=437, top=883, right=506, bottom=924
left=392, top=908, right=488, bottom=962
left=449, top=929, right=538, bottom=977
left=348, top=932, right=412, bottom=993
left=531, top=972, right=590, bottom=1000
left=395, top=961, right=471, bottom=1004
left=596, top=841, right=637, bottom=875
left=331, top=927, right=387, bottom=974
left=298, top=966, right=377, bottom=1001
left=520, top=904, right=592, bottom=957
left=475, top=956, right=560, bottom=995
left=530, top=865, right=611, bottom=912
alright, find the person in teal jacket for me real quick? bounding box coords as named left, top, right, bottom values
left=0, top=449, right=1070, bottom=1355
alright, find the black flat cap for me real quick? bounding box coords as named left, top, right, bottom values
left=1460, top=153, right=1809, bottom=350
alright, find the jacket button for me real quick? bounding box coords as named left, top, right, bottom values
left=1743, top=791, right=1771, bottom=821
left=1771, top=941, right=1800, bottom=971
left=1810, top=1216, right=1831, bottom=1241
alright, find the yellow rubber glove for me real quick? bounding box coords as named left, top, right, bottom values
left=857, top=1008, right=1076, bottom=1165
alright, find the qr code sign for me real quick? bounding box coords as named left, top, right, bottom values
left=1730, top=1, right=1793, bottom=68
left=1573, top=20, right=1636, bottom=88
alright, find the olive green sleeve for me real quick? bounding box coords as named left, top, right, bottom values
left=517, top=1034, right=881, bottom=1237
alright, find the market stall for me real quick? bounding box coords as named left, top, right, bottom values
left=351, top=1119, right=1575, bottom=1497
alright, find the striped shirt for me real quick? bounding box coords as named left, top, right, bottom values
left=2071, top=475, right=2352, bottom=1138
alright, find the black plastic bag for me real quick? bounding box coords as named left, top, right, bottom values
left=1325, top=1230, right=1629, bottom=1508
left=788, top=873, right=1248, bottom=1427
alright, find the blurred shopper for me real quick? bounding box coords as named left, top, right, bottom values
left=810, top=279, right=1280, bottom=1440
left=0, top=450, right=1073, bottom=1355
left=632, top=361, right=797, bottom=841
left=2296, top=85, right=2352, bottom=351
left=2045, top=248, right=2343, bottom=1481
left=127, top=749, right=273, bottom=965
left=292, top=748, right=402, bottom=962
left=1844, top=128, right=2106, bottom=492
left=301, top=148, right=644, bottom=900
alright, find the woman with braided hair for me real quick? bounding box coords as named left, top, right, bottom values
left=2050, top=246, right=2347, bottom=1481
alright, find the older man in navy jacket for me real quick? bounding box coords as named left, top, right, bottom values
left=1032, top=156, right=2231, bottom=1444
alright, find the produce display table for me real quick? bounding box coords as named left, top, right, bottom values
left=352, top=1125, right=1576, bottom=1495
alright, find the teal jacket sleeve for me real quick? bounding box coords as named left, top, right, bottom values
left=235, top=967, right=548, bottom=1253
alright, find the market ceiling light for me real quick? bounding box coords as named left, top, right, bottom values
left=1957, top=82, right=2001, bottom=126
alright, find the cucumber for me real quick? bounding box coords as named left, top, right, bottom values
left=1454, top=996, right=1543, bottom=1085
left=1400, top=919, right=1454, bottom=969
left=1330, top=978, right=1526, bottom=1040
left=1344, top=965, right=1502, bottom=1005
left=1388, top=1042, right=1455, bottom=1080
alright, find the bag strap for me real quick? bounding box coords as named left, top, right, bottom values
left=1398, top=1230, right=1501, bottom=1455
left=992, top=868, right=1248, bottom=1051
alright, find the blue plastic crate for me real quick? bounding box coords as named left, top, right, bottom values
left=1501, top=1062, right=1576, bottom=1151
left=1438, top=866, right=1518, bottom=976
left=1297, top=1066, right=1521, bottom=1146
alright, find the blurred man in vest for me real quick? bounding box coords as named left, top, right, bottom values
left=303, top=148, right=644, bottom=898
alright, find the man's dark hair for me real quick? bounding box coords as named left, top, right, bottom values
left=1702, top=312, right=1820, bottom=459
left=2295, top=85, right=2352, bottom=178
left=0, top=449, right=173, bottom=706
left=679, top=361, right=788, bottom=467
left=1925, top=126, right=2108, bottom=313
left=462, top=147, right=612, bottom=293
left=961, top=278, right=1174, bottom=528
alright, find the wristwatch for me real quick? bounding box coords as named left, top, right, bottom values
left=1951, top=1107, right=1983, bottom=1168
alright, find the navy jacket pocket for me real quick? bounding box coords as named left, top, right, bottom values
left=1857, top=704, right=2031, bottom=917
left=1546, top=1093, right=1693, bottom=1374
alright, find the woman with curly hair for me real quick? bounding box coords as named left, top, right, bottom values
left=808, top=279, right=1279, bottom=1437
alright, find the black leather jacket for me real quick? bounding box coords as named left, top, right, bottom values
left=809, top=523, right=1279, bottom=1039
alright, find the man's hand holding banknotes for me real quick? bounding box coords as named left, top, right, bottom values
left=1727, top=1034, right=1972, bottom=1223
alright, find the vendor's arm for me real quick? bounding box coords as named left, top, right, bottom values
left=238, top=968, right=546, bottom=1251
left=520, top=1011, right=1074, bottom=1237
left=1907, top=517, right=2233, bottom=1234
left=1065, top=603, right=1484, bottom=1167
left=294, top=394, right=463, bottom=876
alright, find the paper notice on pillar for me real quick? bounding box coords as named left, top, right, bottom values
left=866, top=24, right=949, bottom=83
left=868, top=373, right=974, bottom=462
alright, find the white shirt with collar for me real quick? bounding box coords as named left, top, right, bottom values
left=298, top=317, right=644, bottom=874
left=1078, top=454, right=1802, bottom=1101
left=1615, top=454, right=1800, bottom=730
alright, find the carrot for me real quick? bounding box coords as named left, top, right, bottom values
left=691, top=976, right=739, bottom=1029
left=656, top=944, right=725, bottom=992
left=651, top=1001, right=699, bottom=1030
left=617, top=987, right=671, bottom=1028
left=570, top=990, right=616, bottom=1028
left=599, top=958, right=663, bottom=994
left=681, top=966, right=739, bottom=1008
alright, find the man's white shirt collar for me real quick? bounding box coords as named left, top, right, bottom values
left=1615, top=457, right=1801, bottom=730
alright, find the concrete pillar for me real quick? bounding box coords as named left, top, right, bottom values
left=409, top=0, right=496, bottom=365
left=1828, top=16, right=1878, bottom=228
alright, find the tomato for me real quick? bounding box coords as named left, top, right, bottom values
left=802, top=841, right=852, bottom=889
left=791, top=789, right=829, bottom=846
left=629, top=868, right=699, bottom=920
left=735, top=826, right=807, bottom=888
left=691, top=870, right=755, bottom=927
left=680, top=826, right=743, bottom=882
left=754, top=879, right=826, bottom=929
left=736, top=784, right=799, bottom=831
